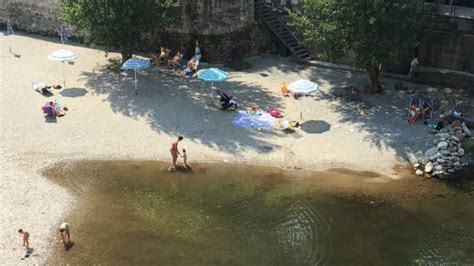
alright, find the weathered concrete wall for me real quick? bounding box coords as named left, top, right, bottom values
left=174, top=0, right=254, bottom=35
left=421, top=15, right=474, bottom=74
left=0, top=0, right=261, bottom=62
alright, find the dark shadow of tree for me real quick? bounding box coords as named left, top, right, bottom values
left=247, top=56, right=434, bottom=162
left=80, top=66, right=284, bottom=155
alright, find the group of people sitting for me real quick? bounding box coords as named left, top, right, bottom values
left=408, top=98, right=434, bottom=123
left=41, top=100, right=65, bottom=117
left=150, top=47, right=200, bottom=75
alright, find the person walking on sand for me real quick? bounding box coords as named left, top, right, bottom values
left=58, top=222, right=70, bottom=245
left=169, top=136, right=183, bottom=171
left=18, top=229, right=30, bottom=249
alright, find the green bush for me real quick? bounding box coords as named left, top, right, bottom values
left=464, top=139, right=474, bottom=153
left=228, top=60, right=252, bottom=71
left=106, top=57, right=123, bottom=73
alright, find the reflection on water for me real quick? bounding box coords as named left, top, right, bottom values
left=43, top=161, right=474, bottom=265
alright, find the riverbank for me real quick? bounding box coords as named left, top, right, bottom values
left=0, top=32, right=462, bottom=263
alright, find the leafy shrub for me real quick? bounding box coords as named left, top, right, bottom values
left=105, top=57, right=123, bottom=73
left=464, top=139, right=474, bottom=154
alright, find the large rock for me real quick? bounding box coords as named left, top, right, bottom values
left=451, top=136, right=461, bottom=142
left=415, top=169, right=424, bottom=176
left=437, top=142, right=448, bottom=150
left=441, top=150, right=451, bottom=155
left=424, top=162, right=434, bottom=173
left=425, top=147, right=438, bottom=157
left=458, top=148, right=465, bottom=156
left=434, top=165, right=444, bottom=171
left=455, top=132, right=466, bottom=141
left=453, top=162, right=461, bottom=167
left=462, top=122, right=472, bottom=137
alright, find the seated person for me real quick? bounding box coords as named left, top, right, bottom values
left=409, top=101, right=418, bottom=123
left=168, top=52, right=183, bottom=69
left=184, top=57, right=199, bottom=75
left=248, top=105, right=263, bottom=116
left=418, top=99, right=433, bottom=120
left=281, top=81, right=289, bottom=97
left=153, top=47, right=171, bottom=66
left=41, top=101, right=61, bottom=116
left=42, top=101, right=56, bottom=115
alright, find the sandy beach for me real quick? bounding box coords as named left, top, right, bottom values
left=0, top=33, right=437, bottom=263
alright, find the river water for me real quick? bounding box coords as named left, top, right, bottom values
left=42, top=161, right=474, bottom=265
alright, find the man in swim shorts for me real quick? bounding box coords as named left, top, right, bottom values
left=169, top=136, right=183, bottom=171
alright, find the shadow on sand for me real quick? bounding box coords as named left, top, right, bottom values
left=80, top=66, right=284, bottom=155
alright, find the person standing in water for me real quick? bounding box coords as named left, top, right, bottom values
left=58, top=222, right=70, bottom=245
left=169, top=136, right=183, bottom=171
left=181, top=148, right=188, bottom=169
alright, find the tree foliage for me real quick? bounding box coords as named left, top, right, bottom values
left=60, top=0, right=178, bottom=62
left=291, top=0, right=429, bottom=93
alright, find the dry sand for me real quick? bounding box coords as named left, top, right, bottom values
left=0, top=33, right=435, bottom=263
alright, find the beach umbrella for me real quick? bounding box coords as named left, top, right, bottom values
left=288, top=79, right=319, bottom=120
left=121, top=57, right=151, bottom=95
left=6, top=19, right=13, bottom=35
left=197, top=68, right=228, bottom=107
left=48, top=49, right=77, bottom=88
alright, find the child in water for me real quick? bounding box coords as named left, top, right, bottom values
left=181, top=148, right=188, bottom=169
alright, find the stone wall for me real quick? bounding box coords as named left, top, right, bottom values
left=0, top=0, right=264, bottom=62
left=0, top=0, right=67, bottom=37
left=173, top=0, right=254, bottom=35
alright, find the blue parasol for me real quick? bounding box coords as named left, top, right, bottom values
left=197, top=68, right=228, bottom=106
left=121, top=57, right=151, bottom=95
left=288, top=79, right=319, bottom=119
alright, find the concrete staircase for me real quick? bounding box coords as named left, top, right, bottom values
left=255, top=0, right=312, bottom=62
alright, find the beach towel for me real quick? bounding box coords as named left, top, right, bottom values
left=232, top=110, right=274, bottom=130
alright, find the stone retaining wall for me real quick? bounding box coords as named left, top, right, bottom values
left=0, top=0, right=265, bottom=62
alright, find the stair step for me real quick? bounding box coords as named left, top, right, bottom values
left=282, top=36, right=297, bottom=42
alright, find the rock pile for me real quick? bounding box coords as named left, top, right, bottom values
left=414, top=122, right=471, bottom=178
